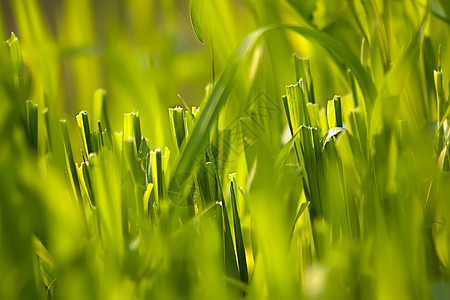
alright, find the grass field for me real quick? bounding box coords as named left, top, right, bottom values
left=0, top=0, right=449, bottom=299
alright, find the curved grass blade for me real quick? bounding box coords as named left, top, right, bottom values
left=321, top=127, right=348, bottom=151
left=289, top=201, right=309, bottom=243
left=169, top=107, right=187, bottom=151
left=76, top=111, right=93, bottom=155
left=189, top=0, right=206, bottom=43
left=6, top=33, right=24, bottom=92
left=294, top=55, right=315, bottom=104
left=123, top=111, right=142, bottom=152
left=326, top=95, right=342, bottom=129
left=221, top=199, right=240, bottom=281
left=229, top=173, right=248, bottom=283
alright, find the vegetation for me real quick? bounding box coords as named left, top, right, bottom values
left=0, top=0, right=449, bottom=299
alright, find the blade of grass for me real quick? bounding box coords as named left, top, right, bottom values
left=293, top=55, right=315, bottom=104
left=190, top=0, right=206, bottom=43
left=326, top=95, right=342, bottom=129
left=321, top=127, right=348, bottom=151
left=76, top=111, right=93, bottom=155
left=6, top=33, right=24, bottom=92
left=229, top=173, right=248, bottom=283
left=169, top=107, right=187, bottom=152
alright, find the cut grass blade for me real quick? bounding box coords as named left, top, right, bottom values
left=274, top=127, right=301, bottom=173
left=79, top=160, right=94, bottom=206
left=326, top=95, right=342, bottom=129
left=293, top=55, right=315, bottom=104
left=322, top=127, right=348, bottom=151
left=221, top=194, right=240, bottom=281
left=169, top=107, right=187, bottom=151
left=150, top=148, right=165, bottom=208
left=6, top=32, right=24, bottom=91
left=123, top=111, right=142, bottom=152
left=76, top=110, right=93, bottom=155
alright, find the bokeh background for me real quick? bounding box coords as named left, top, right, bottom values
left=4, top=0, right=446, bottom=150
left=1, top=1, right=450, bottom=299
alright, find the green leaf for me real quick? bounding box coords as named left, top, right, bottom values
left=123, top=111, right=142, bottom=152
left=32, top=237, right=56, bottom=290
left=274, top=127, right=301, bottom=173
left=440, top=0, right=450, bottom=19
left=286, top=79, right=311, bottom=127
left=6, top=32, right=24, bottom=91
left=229, top=173, right=248, bottom=283
left=26, top=100, right=38, bottom=151
left=321, top=127, right=348, bottom=151
left=377, top=10, right=428, bottom=98
left=189, top=0, right=206, bottom=43
left=185, top=106, right=199, bottom=139
left=60, top=119, right=82, bottom=202
left=93, top=89, right=111, bottom=135
left=300, top=126, right=325, bottom=218
left=290, top=201, right=309, bottom=240
left=286, top=0, right=317, bottom=21
left=150, top=148, right=165, bottom=207
left=76, top=110, right=93, bottom=155
left=221, top=199, right=240, bottom=281
left=434, top=70, right=447, bottom=153
left=307, top=103, right=321, bottom=129
left=326, top=95, right=342, bottom=129
left=169, top=107, right=187, bottom=151
left=123, top=138, right=144, bottom=188
left=294, top=202, right=309, bottom=229
left=294, top=55, right=315, bottom=104
left=348, top=69, right=359, bottom=107
left=79, top=161, right=94, bottom=206
left=143, top=183, right=153, bottom=216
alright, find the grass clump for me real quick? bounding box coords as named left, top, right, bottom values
left=0, top=1, right=450, bottom=300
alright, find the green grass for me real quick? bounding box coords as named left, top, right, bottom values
left=0, top=0, right=449, bottom=299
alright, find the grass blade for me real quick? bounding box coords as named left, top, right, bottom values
left=26, top=100, right=38, bottom=151
left=229, top=173, right=248, bottom=283
left=326, top=95, right=342, bottom=129
left=189, top=0, right=206, bottom=43
left=76, top=111, right=93, bottom=155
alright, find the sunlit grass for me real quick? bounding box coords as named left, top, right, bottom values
left=0, top=0, right=449, bottom=299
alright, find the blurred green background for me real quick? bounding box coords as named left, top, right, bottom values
left=1, top=0, right=450, bottom=299
left=1, top=0, right=448, bottom=149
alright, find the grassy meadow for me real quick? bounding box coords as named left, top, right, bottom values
left=0, top=0, right=449, bottom=299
